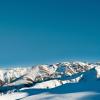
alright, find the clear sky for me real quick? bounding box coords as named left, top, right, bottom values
left=0, top=0, right=100, bottom=67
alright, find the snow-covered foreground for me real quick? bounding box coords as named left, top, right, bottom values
left=0, top=91, right=98, bottom=100
left=0, top=61, right=100, bottom=100
left=22, top=92, right=100, bottom=100
left=1, top=81, right=100, bottom=100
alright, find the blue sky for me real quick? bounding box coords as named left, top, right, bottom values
left=0, top=0, right=100, bottom=66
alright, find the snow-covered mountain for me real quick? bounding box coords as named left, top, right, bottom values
left=0, top=61, right=100, bottom=100
left=0, top=61, right=99, bottom=87
left=0, top=62, right=95, bottom=84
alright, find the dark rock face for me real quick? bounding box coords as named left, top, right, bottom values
left=0, top=80, right=5, bottom=86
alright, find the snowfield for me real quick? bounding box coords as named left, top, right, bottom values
left=0, top=61, right=100, bottom=100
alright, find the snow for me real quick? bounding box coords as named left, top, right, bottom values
left=1, top=81, right=100, bottom=100
left=0, top=91, right=97, bottom=100
left=21, top=92, right=100, bottom=100
left=0, top=92, right=28, bottom=100
left=95, top=66, right=100, bottom=78
left=0, top=61, right=100, bottom=100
